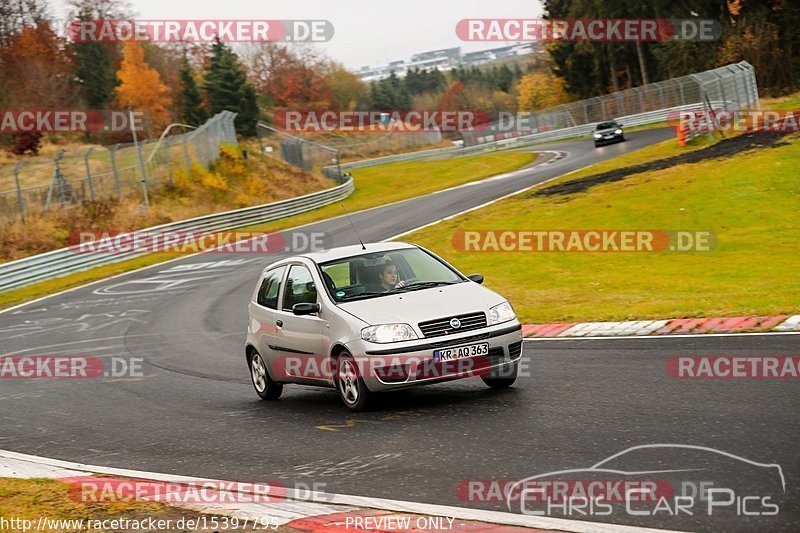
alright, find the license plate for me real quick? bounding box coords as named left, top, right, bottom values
left=434, top=342, right=489, bottom=362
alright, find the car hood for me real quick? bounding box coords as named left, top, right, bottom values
left=596, top=127, right=620, bottom=135
left=338, top=281, right=506, bottom=326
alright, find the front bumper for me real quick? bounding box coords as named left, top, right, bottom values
left=594, top=133, right=623, bottom=145
left=346, top=322, right=524, bottom=392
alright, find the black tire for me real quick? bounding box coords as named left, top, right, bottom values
left=335, top=353, right=373, bottom=411
left=481, top=363, right=518, bottom=389
left=249, top=351, right=283, bottom=400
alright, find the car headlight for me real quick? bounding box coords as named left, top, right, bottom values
left=488, top=301, right=516, bottom=325
left=615, top=129, right=622, bottom=134
left=593, top=133, right=602, bottom=138
left=361, top=324, right=418, bottom=343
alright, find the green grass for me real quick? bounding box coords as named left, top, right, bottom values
left=403, top=135, right=800, bottom=323
left=0, top=151, right=537, bottom=310
left=760, top=91, right=800, bottom=111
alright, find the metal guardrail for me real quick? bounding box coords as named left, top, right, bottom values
left=0, top=62, right=758, bottom=292
left=322, top=99, right=736, bottom=177
left=0, top=177, right=354, bottom=292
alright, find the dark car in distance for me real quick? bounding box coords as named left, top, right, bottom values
left=593, top=120, right=625, bottom=147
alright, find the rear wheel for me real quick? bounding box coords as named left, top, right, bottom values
left=481, top=363, right=518, bottom=389
left=250, top=351, right=283, bottom=400
left=336, top=353, right=373, bottom=411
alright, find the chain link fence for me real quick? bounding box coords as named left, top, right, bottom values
left=0, top=111, right=238, bottom=221
left=256, top=122, right=443, bottom=181
left=462, top=61, right=759, bottom=146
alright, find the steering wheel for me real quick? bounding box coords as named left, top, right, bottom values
left=400, top=277, right=421, bottom=286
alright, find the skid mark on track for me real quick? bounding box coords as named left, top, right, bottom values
left=271, top=453, right=402, bottom=479
left=315, top=411, right=419, bottom=431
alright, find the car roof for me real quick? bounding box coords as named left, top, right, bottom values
left=296, top=241, right=418, bottom=264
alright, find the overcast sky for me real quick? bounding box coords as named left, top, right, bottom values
left=48, top=0, right=544, bottom=69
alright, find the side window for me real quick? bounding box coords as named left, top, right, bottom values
left=282, top=265, right=317, bottom=311
left=256, top=266, right=285, bottom=309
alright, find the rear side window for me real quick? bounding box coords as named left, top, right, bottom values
left=257, top=266, right=285, bottom=309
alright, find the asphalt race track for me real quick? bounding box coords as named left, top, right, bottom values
left=1, top=129, right=798, bottom=532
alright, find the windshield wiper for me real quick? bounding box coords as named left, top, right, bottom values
left=338, top=291, right=384, bottom=301
left=388, top=281, right=459, bottom=293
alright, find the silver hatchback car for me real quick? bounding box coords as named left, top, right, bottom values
left=245, top=241, right=523, bottom=410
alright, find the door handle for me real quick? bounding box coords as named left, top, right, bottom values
left=276, top=320, right=283, bottom=328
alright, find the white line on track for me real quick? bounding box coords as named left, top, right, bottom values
left=0, top=449, right=686, bottom=533
left=0, top=150, right=561, bottom=317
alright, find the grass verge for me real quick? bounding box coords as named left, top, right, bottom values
left=402, top=134, right=800, bottom=323
left=0, top=151, right=537, bottom=310
left=0, top=478, right=286, bottom=532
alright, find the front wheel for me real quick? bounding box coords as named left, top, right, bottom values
left=336, top=354, right=373, bottom=411
left=250, top=351, right=283, bottom=400
left=481, top=364, right=518, bottom=389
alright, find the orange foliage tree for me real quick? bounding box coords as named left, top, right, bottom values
left=517, top=71, right=569, bottom=112
left=115, top=41, right=173, bottom=132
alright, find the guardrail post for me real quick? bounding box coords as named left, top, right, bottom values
left=14, top=160, right=25, bottom=223
left=109, top=144, right=122, bottom=198
left=84, top=147, right=95, bottom=202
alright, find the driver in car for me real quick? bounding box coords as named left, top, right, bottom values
left=377, top=261, right=406, bottom=292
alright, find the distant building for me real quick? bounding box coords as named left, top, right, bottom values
left=358, top=43, right=538, bottom=81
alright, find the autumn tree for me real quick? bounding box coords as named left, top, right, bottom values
left=518, top=71, right=569, bottom=111
left=325, top=63, right=368, bottom=110
left=0, top=0, right=49, bottom=48
left=0, top=21, right=75, bottom=153
left=438, top=80, right=471, bottom=111
left=115, top=41, right=173, bottom=132
left=245, top=43, right=330, bottom=107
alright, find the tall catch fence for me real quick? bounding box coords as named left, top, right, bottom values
left=461, top=61, right=759, bottom=146
left=0, top=111, right=238, bottom=222
left=256, top=122, right=443, bottom=181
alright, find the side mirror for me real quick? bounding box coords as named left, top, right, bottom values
left=468, top=274, right=484, bottom=284
left=617, top=123, right=623, bottom=128
left=292, top=302, right=320, bottom=315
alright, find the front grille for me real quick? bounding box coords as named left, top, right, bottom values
left=429, top=332, right=490, bottom=349
left=419, top=312, right=487, bottom=338
left=508, top=341, right=523, bottom=360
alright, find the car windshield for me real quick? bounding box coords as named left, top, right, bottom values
left=597, top=121, right=618, bottom=130
left=319, top=247, right=465, bottom=302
